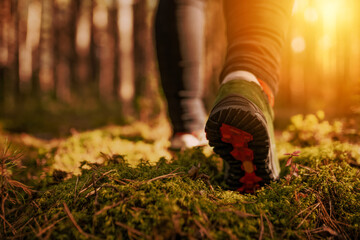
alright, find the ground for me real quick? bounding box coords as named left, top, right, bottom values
left=1, top=112, right=360, bottom=239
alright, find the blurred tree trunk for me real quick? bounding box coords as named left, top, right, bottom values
left=13, top=0, right=21, bottom=106
left=89, top=0, right=99, bottom=96
left=117, top=0, right=135, bottom=116
left=6, top=0, right=18, bottom=109
left=279, top=33, right=293, bottom=107
left=0, top=65, right=4, bottom=110
left=0, top=0, right=12, bottom=109
left=109, top=1, right=119, bottom=98
left=96, top=2, right=115, bottom=101
left=29, top=0, right=42, bottom=98
left=336, top=23, right=350, bottom=115
left=54, top=0, right=72, bottom=102
left=18, top=0, right=30, bottom=96
left=204, top=0, right=226, bottom=110
left=76, top=0, right=92, bottom=94
left=69, top=0, right=79, bottom=94
left=0, top=61, right=4, bottom=108
left=304, top=22, right=317, bottom=113
left=133, top=0, right=160, bottom=120
left=39, top=0, right=54, bottom=93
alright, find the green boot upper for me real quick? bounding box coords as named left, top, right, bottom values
left=213, top=80, right=279, bottom=176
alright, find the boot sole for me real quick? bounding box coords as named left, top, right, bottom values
left=205, top=95, right=276, bottom=193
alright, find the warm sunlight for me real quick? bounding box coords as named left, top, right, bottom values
left=291, top=36, right=306, bottom=53
left=2, top=0, right=360, bottom=238
left=320, top=0, right=340, bottom=21
left=292, top=0, right=351, bottom=53
left=304, top=7, right=318, bottom=22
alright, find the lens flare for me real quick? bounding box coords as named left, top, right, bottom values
left=304, top=7, right=318, bottom=22
left=291, top=37, right=306, bottom=53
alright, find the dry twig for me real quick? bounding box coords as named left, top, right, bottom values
left=259, top=212, right=264, bottom=240
left=94, top=200, right=124, bottom=216
left=0, top=213, right=16, bottom=235
left=115, top=221, right=150, bottom=239
left=62, top=202, right=97, bottom=239
left=92, top=174, right=99, bottom=210
left=263, top=212, right=274, bottom=239
left=36, top=217, right=66, bottom=238
left=146, top=172, right=182, bottom=183
left=79, top=169, right=115, bottom=195
left=193, top=219, right=214, bottom=240
left=73, top=176, right=79, bottom=201
left=289, top=203, right=319, bottom=224
left=296, top=203, right=320, bottom=229
left=219, top=227, right=237, bottom=240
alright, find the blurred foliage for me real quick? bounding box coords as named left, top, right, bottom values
left=0, top=97, right=128, bottom=137
left=282, top=111, right=343, bottom=146
left=2, top=0, right=360, bottom=128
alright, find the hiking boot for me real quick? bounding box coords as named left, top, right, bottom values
left=170, top=130, right=208, bottom=150
left=205, top=80, right=279, bottom=193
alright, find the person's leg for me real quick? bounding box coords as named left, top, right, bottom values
left=206, top=0, right=293, bottom=192
left=155, top=0, right=206, bottom=147
left=221, top=0, right=293, bottom=97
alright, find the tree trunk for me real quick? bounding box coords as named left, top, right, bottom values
left=0, top=0, right=12, bottom=109
left=29, top=0, right=42, bottom=99
left=75, top=0, right=92, bottom=95
left=53, top=0, right=72, bottom=102
left=133, top=0, right=160, bottom=120
left=96, top=2, right=115, bottom=102
left=39, top=0, right=54, bottom=93
left=109, top=0, right=119, bottom=99
left=117, top=0, right=135, bottom=116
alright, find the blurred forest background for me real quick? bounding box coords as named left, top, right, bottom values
left=0, top=0, right=360, bottom=135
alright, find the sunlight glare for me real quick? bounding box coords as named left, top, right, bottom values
left=321, top=1, right=339, bottom=19
left=291, top=37, right=306, bottom=53
left=318, top=35, right=332, bottom=50
left=304, top=7, right=318, bottom=22
left=319, top=0, right=343, bottom=29
left=292, top=0, right=309, bottom=14
left=94, top=5, right=108, bottom=29
left=76, top=14, right=91, bottom=54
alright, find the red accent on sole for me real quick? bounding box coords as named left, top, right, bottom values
left=220, top=124, right=253, bottom=147
left=237, top=172, right=263, bottom=193
left=220, top=123, right=263, bottom=193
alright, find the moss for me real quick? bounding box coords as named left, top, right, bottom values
left=3, top=113, right=360, bottom=239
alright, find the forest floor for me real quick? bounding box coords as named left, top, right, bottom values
left=1, top=110, right=360, bottom=239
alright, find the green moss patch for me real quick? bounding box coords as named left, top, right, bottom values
left=2, top=115, right=360, bottom=239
